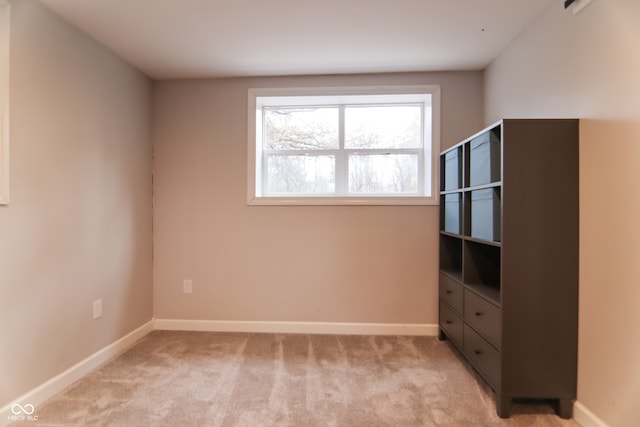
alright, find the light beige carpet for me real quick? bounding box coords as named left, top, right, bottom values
left=12, top=331, right=580, bottom=426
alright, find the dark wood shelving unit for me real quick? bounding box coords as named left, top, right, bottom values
left=438, top=119, right=579, bottom=419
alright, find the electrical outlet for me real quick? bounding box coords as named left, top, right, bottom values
left=183, top=280, right=193, bottom=294
left=93, top=299, right=103, bottom=319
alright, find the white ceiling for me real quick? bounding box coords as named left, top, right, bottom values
left=37, top=0, right=555, bottom=80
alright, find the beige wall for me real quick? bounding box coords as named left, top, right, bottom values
left=0, top=0, right=153, bottom=407
left=485, top=1, right=640, bottom=426
left=153, top=72, right=483, bottom=324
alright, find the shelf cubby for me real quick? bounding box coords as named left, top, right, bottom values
left=439, top=234, right=462, bottom=281
left=469, top=126, right=501, bottom=187
left=469, top=187, right=501, bottom=242
left=463, top=240, right=501, bottom=305
left=442, top=192, right=462, bottom=234
left=441, top=146, right=463, bottom=191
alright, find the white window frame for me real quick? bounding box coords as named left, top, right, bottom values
left=0, top=0, right=9, bottom=205
left=247, top=85, right=440, bottom=206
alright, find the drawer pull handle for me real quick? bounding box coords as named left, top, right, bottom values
left=474, top=350, right=482, bottom=355
left=445, top=320, right=453, bottom=324
left=475, top=311, right=483, bottom=316
left=446, top=290, right=453, bottom=294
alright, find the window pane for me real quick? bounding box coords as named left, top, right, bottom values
left=264, top=107, right=339, bottom=150
left=345, top=105, right=422, bottom=149
left=267, top=154, right=335, bottom=194
left=349, top=154, right=419, bottom=194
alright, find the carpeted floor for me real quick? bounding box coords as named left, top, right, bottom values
left=12, top=331, right=581, bottom=426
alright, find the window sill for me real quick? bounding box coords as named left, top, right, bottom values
left=247, top=196, right=438, bottom=206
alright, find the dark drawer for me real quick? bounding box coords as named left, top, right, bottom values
left=439, top=273, right=463, bottom=314
left=464, top=324, right=501, bottom=388
left=464, top=289, right=501, bottom=348
left=439, top=301, right=463, bottom=349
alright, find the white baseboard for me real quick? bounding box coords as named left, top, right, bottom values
left=573, top=401, right=610, bottom=427
left=153, top=318, right=439, bottom=336
left=0, top=320, right=153, bottom=427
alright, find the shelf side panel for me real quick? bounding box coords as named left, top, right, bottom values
left=501, top=119, right=579, bottom=399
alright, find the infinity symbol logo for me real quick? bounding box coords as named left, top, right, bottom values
left=11, top=403, right=35, bottom=415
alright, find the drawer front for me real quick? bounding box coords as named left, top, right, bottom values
left=464, top=290, right=501, bottom=348
left=439, top=302, right=463, bottom=349
left=439, top=274, right=463, bottom=314
left=464, top=324, right=501, bottom=388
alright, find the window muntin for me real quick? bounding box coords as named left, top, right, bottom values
left=248, top=86, right=440, bottom=206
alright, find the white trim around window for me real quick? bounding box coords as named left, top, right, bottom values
left=247, top=85, right=440, bottom=206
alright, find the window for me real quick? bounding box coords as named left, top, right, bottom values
left=248, top=85, right=440, bottom=205
left=0, top=0, right=9, bottom=205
